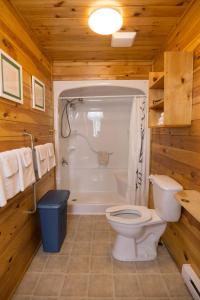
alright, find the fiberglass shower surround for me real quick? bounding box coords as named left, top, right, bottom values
left=59, top=95, right=132, bottom=194
left=61, top=98, right=113, bottom=167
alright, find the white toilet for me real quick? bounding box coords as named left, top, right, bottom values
left=106, top=175, right=183, bottom=261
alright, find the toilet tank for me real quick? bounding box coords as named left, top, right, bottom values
left=149, top=175, right=183, bottom=222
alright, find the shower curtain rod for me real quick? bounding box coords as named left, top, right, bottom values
left=59, top=94, right=145, bottom=100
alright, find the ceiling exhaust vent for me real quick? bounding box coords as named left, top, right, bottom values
left=111, top=32, right=136, bottom=47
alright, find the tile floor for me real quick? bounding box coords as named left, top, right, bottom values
left=12, top=215, right=193, bottom=300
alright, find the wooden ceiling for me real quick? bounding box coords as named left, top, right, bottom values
left=9, top=0, right=192, bottom=61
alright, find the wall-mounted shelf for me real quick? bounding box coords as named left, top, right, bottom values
left=149, top=72, right=164, bottom=89
left=150, top=98, right=164, bottom=110
left=176, top=190, right=200, bottom=223
left=148, top=51, right=193, bottom=128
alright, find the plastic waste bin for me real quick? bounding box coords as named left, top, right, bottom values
left=37, top=190, right=70, bottom=252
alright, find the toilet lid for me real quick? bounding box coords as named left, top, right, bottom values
left=106, top=205, right=152, bottom=225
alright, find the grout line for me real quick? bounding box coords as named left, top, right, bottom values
left=160, top=273, right=171, bottom=298
left=57, top=272, right=65, bottom=299
left=30, top=272, right=43, bottom=297
left=14, top=215, right=188, bottom=300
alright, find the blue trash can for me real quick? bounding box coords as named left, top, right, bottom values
left=37, top=190, right=70, bottom=252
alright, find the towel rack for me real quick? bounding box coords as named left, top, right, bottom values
left=2, top=130, right=53, bottom=214
left=22, top=131, right=38, bottom=214
left=23, top=131, right=35, bottom=150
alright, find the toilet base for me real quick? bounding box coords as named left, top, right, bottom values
left=112, top=234, right=158, bottom=262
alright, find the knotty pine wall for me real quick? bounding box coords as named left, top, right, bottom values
left=150, top=0, right=200, bottom=277
left=0, top=1, right=55, bottom=298
left=53, top=60, right=152, bottom=80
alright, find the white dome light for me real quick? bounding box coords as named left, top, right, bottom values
left=88, top=8, right=123, bottom=35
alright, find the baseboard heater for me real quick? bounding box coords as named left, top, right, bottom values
left=182, top=264, right=200, bottom=300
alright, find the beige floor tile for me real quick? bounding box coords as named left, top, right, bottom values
left=139, top=274, right=168, bottom=297
left=114, top=298, right=144, bottom=300
left=157, top=243, right=170, bottom=256
left=110, top=230, right=117, bottom=242
left=145, top=298, right=169, bottom=300
left=163, top=274, right=192, bottom=297
left=93, top=231, right=110, bottom=242
left=75, top=231, right=93, bottom=242
left=13, top=215, right=191, bottom=300
left=88, top=274, right=113, bottom=297
left=157, top=255, right=179, bottom=273
left=36, top=246, right=49, bottom=256
left=65, top=230, right=76, bottom=241
left=59, top=297, right=87, bottom=300
left=67, top=255, right=90, bottom=273
left=88, top=298, right=114, bottom=300
left=136, top=260, right=160, bottom=273
left=79, top=215, right=95, bottom=224
left=30, top=297, right=58, bottom=300
left=29, top=254, right=49, bottom=272
left=44, top=256, right=69, bottom=273
left=93, top=215, right=107, bottom=223
left=94, top=221, right=111, bottom=231
left=91, top=242, right=112, bottom=256
left=59, top=241, right=73, bottom=255
left=67, top=215, right=81, bottom=222
left=61, top=274, right=89, bottom=297
left=33, top=274, right=64, bottom=297
left=72, top=241, right=91, bottom=256
left=77, top=221, right=94, bottom=232
left=67, top=221, right=79, bottom=232
left=168, top=297, right=192, bottom=300
left=16, top=272, right=39, bottom=295
left=114, top=274, right=142, bottom=297
left=91, top=256, right=113, bottom=273
left=113, top=259, right=136, bottom=273
left=12, top=296, right=31, bottom=300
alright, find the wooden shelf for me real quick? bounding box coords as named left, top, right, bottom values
left=148, top=51, right=193, bottom=128
left=176, top=190, right=200, bottom=223
left=150, top=98, right=164, bottom=110
left=149, top=72, right=164, bottom=89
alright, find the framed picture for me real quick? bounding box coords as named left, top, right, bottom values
left=32, top=76, right=45, bottom=111
left=0, top=50, right=23, bottom=103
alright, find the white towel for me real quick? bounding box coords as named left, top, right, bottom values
left=35, top=145, right=48, bottom=178
left=15, top=147, right=36, bottom=191
left=0, top=150, right=21, bottom=206
left=45, top=143, right=56, bottom=171
left=0, top=169, right=7, bottom=207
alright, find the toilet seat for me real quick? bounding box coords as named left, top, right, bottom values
left=106, top=205, right=152, bottom=225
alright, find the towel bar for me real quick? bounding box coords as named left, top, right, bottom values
left=23, top=131, right=37, bottom=214
left=2, top=130, right=54, bottom=214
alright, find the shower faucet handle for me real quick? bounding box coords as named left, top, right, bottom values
left=62, top=158, right=68, bottom=166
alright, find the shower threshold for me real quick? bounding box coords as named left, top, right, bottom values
left=68, top=192, right=126, bottom=215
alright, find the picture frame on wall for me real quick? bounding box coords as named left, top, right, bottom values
left=0, top=49, right=23, bottom=104
left=32, top=76, right=45, bottom=112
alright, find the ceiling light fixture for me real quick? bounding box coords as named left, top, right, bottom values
left=88, top=8, right=123, bottom=35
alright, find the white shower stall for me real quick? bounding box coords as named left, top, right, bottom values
left=54, top=80, right=148, bottom=214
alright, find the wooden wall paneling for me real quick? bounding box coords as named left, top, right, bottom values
left=53, top=60, right=152, bottom=80
left=150, top=0, right=200, bottom=278
left=164, top=212, right=200, bottom=278
left=0, top=1, right=54, bottom=299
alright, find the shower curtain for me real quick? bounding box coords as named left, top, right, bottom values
left=127, top=95, right=150, bottom=206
